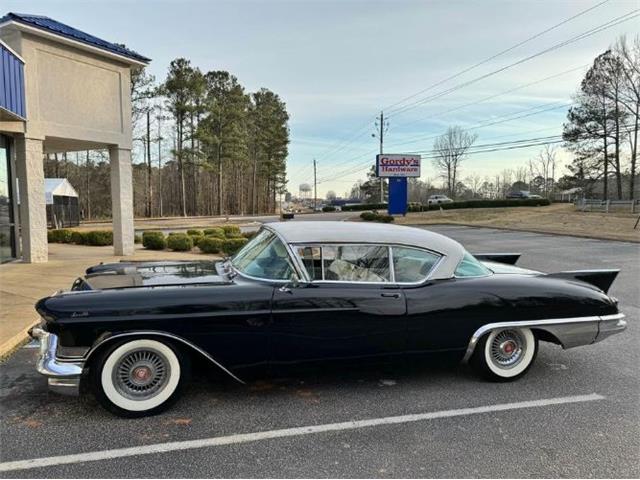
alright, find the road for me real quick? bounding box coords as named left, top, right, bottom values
left=1, top=226, right=638, bottom=477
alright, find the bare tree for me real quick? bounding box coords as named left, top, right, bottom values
left=431, top=126, right=477, bottom=198
left=616, top=35, right=640, bottom=199
left=528, top=145, right=558, bottom=197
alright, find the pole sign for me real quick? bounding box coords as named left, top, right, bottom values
left=376, top=154, right=421, bottom=177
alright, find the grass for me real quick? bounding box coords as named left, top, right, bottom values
left=394, top=203, right=640, bottom=243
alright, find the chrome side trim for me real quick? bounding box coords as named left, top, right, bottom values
left=83, top=331, right=246, bottom=385
left=461, top=314, right=625, bottom=363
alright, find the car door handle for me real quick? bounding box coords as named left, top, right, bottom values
left=380, top=293, right=401, bottom=299
left=246, top=317, right=265, bottom=327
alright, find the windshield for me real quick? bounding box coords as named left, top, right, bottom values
left=232, top=229, right=295, bottom=280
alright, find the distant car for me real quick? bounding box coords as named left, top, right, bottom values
left=30, top=222, right=625, bottom=417
left=528, top=194, right=543, bottom=199
left=506, top=191, right=534, bottom=199
left=427, top=195, right=453, bottom=205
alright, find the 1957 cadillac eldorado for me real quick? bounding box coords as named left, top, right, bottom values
left=30, top=222, right=626, bottom=417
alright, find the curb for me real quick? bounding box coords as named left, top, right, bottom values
left=0, top=321, right=38, bottom=362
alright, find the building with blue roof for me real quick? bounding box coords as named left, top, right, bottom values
left=0, top=13, right=150, bottom=263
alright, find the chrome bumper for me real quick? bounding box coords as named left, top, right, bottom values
left=595, top=313, right=627, bottom=343
left=29, top=327, right=83, bottom=396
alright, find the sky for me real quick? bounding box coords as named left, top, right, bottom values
left=4, top=0, right=639, bottom=197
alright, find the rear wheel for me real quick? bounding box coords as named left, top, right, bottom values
left=91, top=338, right=188, bottom=417
left=471, top=327, right=537, bottom=382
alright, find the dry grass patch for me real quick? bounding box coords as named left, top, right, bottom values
left=395, top=203, right=640, bottom=243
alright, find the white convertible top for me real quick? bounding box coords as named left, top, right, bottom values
left=266, top=221, right=466, bottom=280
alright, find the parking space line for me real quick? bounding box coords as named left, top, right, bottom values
left=0, top=393, right=604, bottom=473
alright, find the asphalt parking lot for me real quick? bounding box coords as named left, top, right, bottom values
left=1, top=225, right=638, bottom=478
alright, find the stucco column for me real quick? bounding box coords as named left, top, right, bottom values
left=15, top=136, right=48, bottom=263
left=109, top=147, right=134, bottom=256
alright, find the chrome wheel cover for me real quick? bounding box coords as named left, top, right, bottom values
left=112, top=349, right=170, bottom=400
left=489, top=329, right=526, bottom=369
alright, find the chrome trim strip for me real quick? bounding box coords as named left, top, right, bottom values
left=83, top=331, right=246, bottom=385
left=461, top=314, right=624, bottom=363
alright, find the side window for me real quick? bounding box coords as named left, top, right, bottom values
left=392, top=247, right=441, bottom=283
left=455, top=252, right=492, bottom=277
left=322, top=245, right=391, bottom=283
left=295, top=246, right=322, bottom=280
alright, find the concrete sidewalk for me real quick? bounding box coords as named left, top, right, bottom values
left=0, top=244, right=214, bottom=359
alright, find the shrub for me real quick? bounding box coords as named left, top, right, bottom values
left=167, top=233, right=193, bottom=252
left=142, top=231, right=166, bottom=250
left=221, top=224, right=241, bottom=237
left=360, top=211, right=394, bottom=223
left=360, top=211, right=377, bottom=221
left=342, top=203, right=388, bottom=212
left=84, top=230, right=113, bottom=246
left=187, top=229, right=203, bottom=237
left=203, top=227, right=225, bottom=238
left=190, top=234, right=204, bottom=247
left=134, top=234, right=142, bottom=244
left=242, top=231, right=257, bottom=240
left=47, top=229, right=74, bottom=243
left=222, top=237, right=248, bottom=255
left=424, top=198, right=550, bottom=211
left=322, top=205, right=336, bottom=212
left=198, top=236, right=223, bottom=254
left=71, top=231, right=86, bottom=245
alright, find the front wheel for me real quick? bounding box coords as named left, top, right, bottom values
left=471, top=327, right=538, bottom=382
left=91, top=338, right=188, bottom=417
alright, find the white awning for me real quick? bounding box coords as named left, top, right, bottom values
left=44, top=178, right=78, bottom=205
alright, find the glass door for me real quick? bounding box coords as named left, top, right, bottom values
left=0, top=135, right=16, bottom=263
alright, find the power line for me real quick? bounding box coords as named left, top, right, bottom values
left=385, top=9, right=639, bottom=119
left=386, top=102, right=572, bottom=151
left=392, top=64, right=588, bottom=131
left=382, top=0, right=611, bottom=115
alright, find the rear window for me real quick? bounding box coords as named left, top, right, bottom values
left=455, top=253, right=492, bottom=277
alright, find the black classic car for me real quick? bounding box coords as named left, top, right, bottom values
left=30, top=222, right=626, bottom=417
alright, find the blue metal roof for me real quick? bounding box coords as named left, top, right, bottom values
left=0, top=12, right=150, bottom=63
left=0, top=40, right=26, bottom=119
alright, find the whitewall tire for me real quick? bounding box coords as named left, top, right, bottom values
left=471, top=327, right=538, bottom=382
left=92, top=338, right=187, bottom=417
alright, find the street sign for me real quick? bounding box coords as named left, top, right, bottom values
left=376, top=154, right=421, bottom=177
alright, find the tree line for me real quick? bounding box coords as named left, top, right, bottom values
left=44, top=58, right=290, bottom=220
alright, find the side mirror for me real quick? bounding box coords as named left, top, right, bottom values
left=290, top=273, right=301, bottom=288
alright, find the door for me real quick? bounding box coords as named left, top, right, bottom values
left=0, top=136, right=16, bottom=263
left=270, top=244, right=407, bottom=368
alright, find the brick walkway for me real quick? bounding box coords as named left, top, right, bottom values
left=0, top=243, right=215, bottom=358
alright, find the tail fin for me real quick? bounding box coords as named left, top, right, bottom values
left=546, top=269, right=620, bottom=293
left=473, top=253, right=521, bottom=265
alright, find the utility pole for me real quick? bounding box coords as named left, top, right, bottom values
left=146, top=109, right=152, bottom=217
left=313, top=158, right=317, bottom=211
left=378, top=111, right=384, bottom=203
left=157, top=110, right=164, bottom=217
